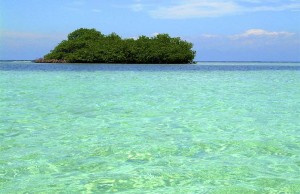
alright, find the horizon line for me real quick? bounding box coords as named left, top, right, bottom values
left=0, top=60, right=299, bottom=63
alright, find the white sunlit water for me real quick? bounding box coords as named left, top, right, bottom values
left=0, top=61, right=300, bottom=193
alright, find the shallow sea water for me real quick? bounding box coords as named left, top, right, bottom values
left=0, top=62, right=300, bottom=193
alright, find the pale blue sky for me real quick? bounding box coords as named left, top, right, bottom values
left=1, top=0, right=300, bottom=61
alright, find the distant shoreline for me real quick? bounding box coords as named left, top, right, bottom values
left=1, top=60, right=300, bottom=63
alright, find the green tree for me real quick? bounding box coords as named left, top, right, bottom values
left=40, top=28, right=196, bottom=64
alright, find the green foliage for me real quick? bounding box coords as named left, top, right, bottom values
left=44, top=28, right=196, bottom=64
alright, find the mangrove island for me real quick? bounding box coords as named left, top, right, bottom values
left=36, top=28, right=196, bottom=64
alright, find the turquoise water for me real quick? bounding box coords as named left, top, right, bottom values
left=0, top=62, right=300, bottom=193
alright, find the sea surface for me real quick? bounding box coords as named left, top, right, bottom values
left=0, top=61, right=300, bottom=193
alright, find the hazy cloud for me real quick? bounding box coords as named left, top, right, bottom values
left=132, top=0, right=300, bottom=19
left=0, top=31, right=64, bottom=40
left=150, top=1, right=240, bottom=19
left=231, top=29, right=295, bottom=39
left=192, top=28, right=300, bottom=61
left=129, top=0, right=151, bottom=12
left=200, top=34, right=221, bottom=39
left=0, top=31, right=65, bottom=59
left=130, top=4, right=144, bottom=12
left=193, top=29, right=297, bottom=47
left=92, top=9, right=101, bottom=13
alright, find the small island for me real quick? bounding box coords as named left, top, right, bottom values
left=36, top=28, right=196, bottom=64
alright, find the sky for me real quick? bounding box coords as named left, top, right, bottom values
left=1, top=0, right=300, bottom=61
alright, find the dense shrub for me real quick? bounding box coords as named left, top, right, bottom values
left=41, top=28, right=196, bottom=64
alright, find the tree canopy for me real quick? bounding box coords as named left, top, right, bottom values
left=39, top=28, right=196, bottom=64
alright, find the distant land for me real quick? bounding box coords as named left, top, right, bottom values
left=35, top=28, right=196, bottom=64
left=1, top=60, right=299, bottom=63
